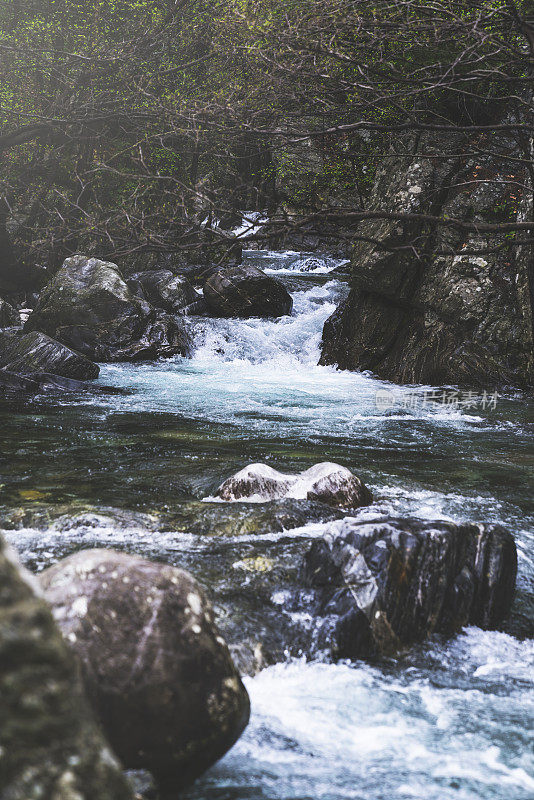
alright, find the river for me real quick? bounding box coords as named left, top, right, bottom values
left=1, top=250, right=533, bottom=799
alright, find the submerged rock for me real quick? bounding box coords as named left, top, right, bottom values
left=302, top=517, right=517, bottom=659
left=0, top=368, right=40, bottom=395
left=204, top=264, right=293, bottom=317
left=320, top=132, right=534, bottom=387
left=168, top=497, right=344, bottom=537
left=0, top=329, right=99, bottom=379
left=0, top=297, right=19, bottom=327
left=40, top=549, right=250, bottom=792
left=25, top=255, right=190, bottom=361
left=0, top=367, right=92, bottom=397
left=0, top=536, right=134, bottom=800
left=216, top=462, right=373, bottom=509
left=127, top=269, right=202, bottom=314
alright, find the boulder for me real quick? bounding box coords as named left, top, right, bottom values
left=127, top=269, right=202, bottom=314
left=216, top=462, right=372, bottom=509
left=181, top=296, right=209, bottom=315
left=39, top=549, right=250, bottom=791
left=320, top=131, right=534, bottom=387
left=0, top=536, right=134, bottom=800
left=204, top=264, right=293, bottom=317
left=0, top=297, right=19, bottom=327
left=0, top=329, right=99, bottom=379
left=25, top=255, right=190, bottom=361
left=302, top=517, right=517, bottom=659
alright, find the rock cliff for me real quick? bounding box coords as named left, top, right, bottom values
left=321, top=133, right=534, bottom=387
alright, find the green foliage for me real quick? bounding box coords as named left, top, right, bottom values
left=0, top=0, right=529, bottom=265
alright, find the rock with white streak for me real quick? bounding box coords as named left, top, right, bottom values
left=302, top=517, right=517, bottom=659
left=215, top=462, right=373, bottom=509
left=127, top=269, right=202, bottom=314
left=39, top=549, right=250, bottom=792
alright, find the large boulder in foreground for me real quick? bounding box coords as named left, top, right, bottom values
left=303, top=517, right=517, bottom=659
left=320, top=131, right=534, bottom=387
left=204, top=264, right=293, bottom=317
left=26, top=255, right=190, bottom=361
left=40, top=549, right=250, bottom=792
left=127, top=269, right=203, bottom=314
left=0, top=329, right=99, bottom=380
left=216, top=462, right=372, bottom=509
left=0, top=297, right=19, bottom=327
left=0, top=537, right=134, bottom=800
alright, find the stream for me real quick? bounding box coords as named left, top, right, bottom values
left=1, top=250, right=533, bottom=799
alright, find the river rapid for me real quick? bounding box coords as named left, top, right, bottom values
left=1, top=250, right=533, bottom=799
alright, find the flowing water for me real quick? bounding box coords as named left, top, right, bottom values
left=1, top=250, right=533, bottom=799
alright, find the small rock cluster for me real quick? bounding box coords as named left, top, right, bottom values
left=0, top=254, right=293, bottom=397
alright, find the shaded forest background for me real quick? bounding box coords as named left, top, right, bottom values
left=0, top=0, right=533, bottom=286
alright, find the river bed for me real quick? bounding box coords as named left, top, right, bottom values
left=1, top=250, right=533, bottom=799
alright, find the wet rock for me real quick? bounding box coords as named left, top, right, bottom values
left=39, top=549, right=250, bottom=791
left=0, top=499, right=341, bottom=542
left=127, top=269, right=201, bottom=313
left=0, top=367, right=91, bottom=398
left=216, top=462, right=372, bottom=509
left=0, top=368, right=40, bottom=395
left=167, top=497, right=344, bottom=537
left=25, top=255, right=190, bottom=361
left=0, top=329, right=99, bottom=379
left=30, top=372, right=93, bottom=391
left=181, top=296, right=210, bottom=316
left=126, top=770, right=159, bottom=800
left=1, top=500, right=344, bottom=676
left=176, top=263, right=220, bottom=287
left=0, top=502, right=340, bottom=676
left=204, top=264, right=293, bottom=317
left=302, top=517, right=517, bottom=659
left=139, top=313, right=191, bottom=359
left=179, top=534, right=319, bottom=676
left=0, top=297, right=19, bottom=327
left=320, top=132, right=534, bottom=387
left=0, top=536, right=134, bottom=800
left=0, top=504, right=162, bottom=537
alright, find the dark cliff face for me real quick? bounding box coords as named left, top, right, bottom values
left=320, top=133, right=534, bottom=388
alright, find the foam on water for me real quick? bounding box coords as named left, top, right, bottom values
left=190, top=280, right=338, bottom=367
left=183, top=630, right=533, bottom=800
left=98, top=279, right=504, bottom=441
left=243, top=248, right=349, bottom=274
